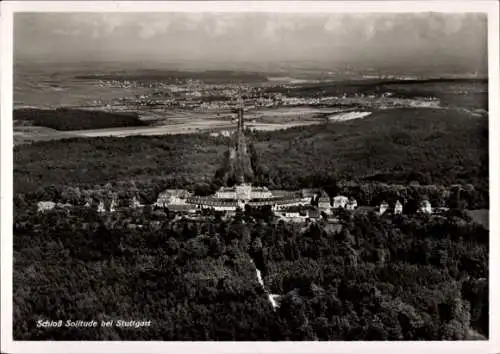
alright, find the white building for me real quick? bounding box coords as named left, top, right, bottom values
left=301, top=189, right=323, bottom=204
left=346, top=198, right=358, bottom=210
left=109, top=198, right=117, bottom=212
left=37, top=201, right=56, bottom=212
left=215, top=184, right=273, bottom=201
left=394, top=200, right=403, bottom=215
left=97, top=201, right=106, bottom=213
left=420, top=200, right=432, bottom=214
left=155, top=189, right=192, bottom=207
left=271, top=199, right=304, bottom=211
left=379, top=201, right=389, bottom=215
left=284, top=211, right=301, bottom=218
left=213, top=204, right=237, bottom=212
left=333, top=195, right=349, bottom=209
left=318, top=196, right=332, bottom=212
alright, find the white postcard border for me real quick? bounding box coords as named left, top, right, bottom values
left=1, top=1, right=499, bottom=353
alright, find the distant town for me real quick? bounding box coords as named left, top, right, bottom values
left=83, top=78, right=442, bottom=113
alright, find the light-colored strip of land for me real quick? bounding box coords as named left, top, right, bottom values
left=13, top=119, right=325, bottom=145
left=68, top=120, right=323, bottom=137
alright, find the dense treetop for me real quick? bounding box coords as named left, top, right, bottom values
left=13, top=205, right=488, bottom=340
left=14, top=108, right=147, bottom=131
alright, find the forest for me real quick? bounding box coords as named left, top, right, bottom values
left=13, top=205, right=488, bottom=340
left=264, top=78, right=488, bottom=110
left=14, top=108, right=489, bottom=208
left=14, top=108, right=147, bottom=131
left=12, top=103, right=489, bottom=340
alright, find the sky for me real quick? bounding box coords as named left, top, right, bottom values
left=14, top=12, right=488, bottom=71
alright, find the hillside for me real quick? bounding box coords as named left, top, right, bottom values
left=13, top=204, right=489, bottom=340
left=253, top=108, right=488, bottom=186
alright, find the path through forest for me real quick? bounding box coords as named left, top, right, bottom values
left=250, top=259, right=281, bottom=311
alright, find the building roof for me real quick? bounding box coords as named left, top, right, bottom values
left=167, top=204, right=197, bottom=211
left=274, top=198, right=303, bottom=205
left=185, top=193, right=304, bottom=207
left=307, top=209, right=321, bottom=218
left=271, top=190, right=300, bottom=198
left=186, top=196, right=238, bottom=207
left=281, top=205, right=307, bottom=213
left=38, top=201, right=56, bottom=207
left=251, top=196, right=301, bottom=203
left=333, top=195, right=349, bottom=201
left=217, top=186, right=236, bottom=192
left=318, top=196, right=331, bottom=204
left=247, top=200, right=274, bottom=207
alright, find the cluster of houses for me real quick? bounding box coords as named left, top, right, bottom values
left=36, top=196, right=144, bottom=213
left=36, top=201, right=73, bottom=212
left=147, top=186, right=439, bottom=221
left=153, top=186, right=315, bottom=214
left=275, top=196, right=433, bottom=221
left=36, top=186, right=441, bottom=223
left=36, top=187, right=441, bottom=224
left=377, top=199, right=442, bottom=215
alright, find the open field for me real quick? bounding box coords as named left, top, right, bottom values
left=67, top=120, right=323, bottom=137
left=14, top=101, right=487, bottom=145
left=13, top=117, right=324, bottom=143
left=328, top=111, right=372, bottom=122
left=13, top=126, right=78, bottom=145
left=69, top=119, right=233, bottom=137
left=13, top=106, right=328, bottom=144
left=135, top=107, right=332, bottom=124
left=467, top=209, right=489, bottom=230
left=247, top=121, right=323, bottom=131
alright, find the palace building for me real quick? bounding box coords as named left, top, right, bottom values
left=155, top=104, right=319, bottom=213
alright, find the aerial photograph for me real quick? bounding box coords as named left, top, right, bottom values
left=11, top=11, right=489, bottom=341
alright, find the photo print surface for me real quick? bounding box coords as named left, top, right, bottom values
left=6, top=6, right=493, bottom=344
